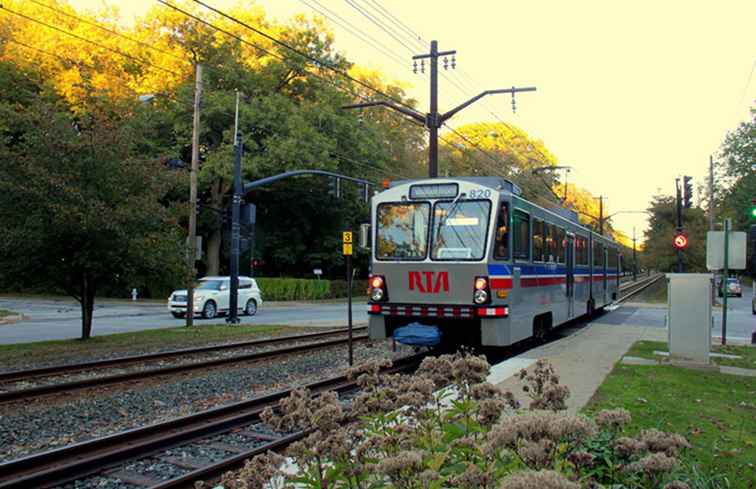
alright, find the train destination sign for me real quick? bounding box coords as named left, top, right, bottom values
left=409, top=183, right=458, bottom=199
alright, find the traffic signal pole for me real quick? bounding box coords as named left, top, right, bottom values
left=228, top=91, right=243, bottom=325
left=343, top=40, right=535, bottom=178
left=186, top=63, right=203, bottom=328
left=675, top=178, right=683, bottom=272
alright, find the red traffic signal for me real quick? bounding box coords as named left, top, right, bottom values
left=672, top=233, right=688, bottom=250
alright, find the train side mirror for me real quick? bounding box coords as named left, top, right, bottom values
left=359, top=223, right=371, bottom=250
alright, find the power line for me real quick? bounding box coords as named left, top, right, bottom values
left=186, top=0, right=417, bottom=112
left=344, top=0, right=418, bottom=55
left=0, top=4, right=181, bottom=76
left=26, top=0, right=188, bottom=64
left=296, top=0, right=409, bottom=71
left=362, top=0, right=426, bottom=49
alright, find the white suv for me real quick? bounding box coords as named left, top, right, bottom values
left=168, top=276, right=263, bottom=319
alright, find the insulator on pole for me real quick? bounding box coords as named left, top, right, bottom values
left=413, top=60, right=417, bottom=73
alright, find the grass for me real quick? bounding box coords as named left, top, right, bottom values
left=0, top=309, right=16, bottom=319
left=627, top=340, right=756, bottom=370
left=584, top=351, right=756, bottom=488
left=0, top=324, right=305, bottom=368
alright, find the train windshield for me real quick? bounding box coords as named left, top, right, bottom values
left=431, top=200, right=491, bottom=260
left=376, top=203, right=430, bottom=260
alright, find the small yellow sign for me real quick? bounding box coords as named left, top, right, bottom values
left=342, top=231, right=353, bottom=244
left=343, top=243, right=353, bottom=255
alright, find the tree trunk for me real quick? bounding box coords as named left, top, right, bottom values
left=206, top=179, right=230, bottom=276
left=206, top=227, right=222, bottom=276
left=80, top=275, right=96, bottom=340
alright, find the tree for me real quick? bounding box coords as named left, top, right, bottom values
left=642, top=195, right=708, bottom=272
left=0, top=64, right=185, bottom=339
left=716, top=108, right=755, bottom=233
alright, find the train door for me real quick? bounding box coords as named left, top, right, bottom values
left=566, top=234, right=575, bottom=318
left=602, top=247, right=608, bottom=304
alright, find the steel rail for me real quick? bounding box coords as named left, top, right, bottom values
left=0, top=326, right=367, bottom=383
left=0, top=353, right=426, bottom=489
left=615, top=273, right=664, bottom=304
left=0, top=334, right=369, bottom=404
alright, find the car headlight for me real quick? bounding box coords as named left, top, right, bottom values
left=473, top=289, right=488, bottom=304
left=194, top=295, right=205, bottom=302
left=370, top=288, right=384, bottom=301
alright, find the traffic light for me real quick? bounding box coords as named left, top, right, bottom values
left=682, top=176, right=693, bottom=209
left=328, top=177, right=341, bottom=198
left=672, top=232, right=688, bottom=250
left=750, top=198, right=756, bottom=220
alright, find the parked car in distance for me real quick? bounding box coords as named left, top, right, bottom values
left=718, top=277, right=742, bottom=298
left=168, top=276, right=263, bottom=319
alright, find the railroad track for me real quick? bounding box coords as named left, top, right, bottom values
left=0, top=328, right=368, bottom=404
left=615, top=273, right=664, bottom=304
left=0, top=353, right=426, bottom=489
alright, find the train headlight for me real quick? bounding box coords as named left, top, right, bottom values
left=473, top=289, right=488, bottom=304
left=370, top=287, right=384, bottom=301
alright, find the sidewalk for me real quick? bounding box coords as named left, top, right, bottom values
left=491, top=322, right=667, bottom=414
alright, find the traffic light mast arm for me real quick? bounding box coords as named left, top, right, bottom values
left=242, top=169, right=372, bottom=194
left=440, top=87, right=537, bottom=123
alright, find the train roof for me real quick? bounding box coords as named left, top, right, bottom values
left=390, top=176, right=522, bottom=196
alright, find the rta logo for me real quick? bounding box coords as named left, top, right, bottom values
left=408, top=271, right=449, bottom=294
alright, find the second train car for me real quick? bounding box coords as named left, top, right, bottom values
left=367, top=176, right=621, bottom=347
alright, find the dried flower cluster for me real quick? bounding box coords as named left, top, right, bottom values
left=517, top=359, right=570, bottom=411
left=214, top=354, right=695, bottom=489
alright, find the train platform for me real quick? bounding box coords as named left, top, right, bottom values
left=490, top=320, right=667, bottom=414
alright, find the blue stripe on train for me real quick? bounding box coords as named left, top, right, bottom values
left=488, top=264, right=617, bottom=276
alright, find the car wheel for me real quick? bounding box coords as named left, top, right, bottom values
left=171, top=312, right=185, bottom=319
left=245, top=299, right=258, bottom=316
left=202, top=301, right=217, bottom=320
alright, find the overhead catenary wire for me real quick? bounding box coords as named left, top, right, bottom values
left=25, top=0, right=188, bottom=64
left=186, top=0, right=418, bottom=112
left=361, top=0, right=426, bottom=49
left=344, top=0, right=421, bottom=55
left=0, top=4, right=181, bottom=76
left=296, top=0, right=411, bottom=73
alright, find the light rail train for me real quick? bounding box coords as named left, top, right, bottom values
left=366, top=177, right=621, bottom=347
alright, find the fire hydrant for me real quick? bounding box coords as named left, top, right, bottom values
left=131, top=288, right=138, bottom=301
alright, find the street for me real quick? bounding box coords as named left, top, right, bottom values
left=1, top=293, right=752, bottom=345
left=0, top=297, right=367, bottom=344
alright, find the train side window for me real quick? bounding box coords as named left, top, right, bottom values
left=593, top=241, right=604, bottom=267
left=532, top=218, right=544, bottom=262
left=547, top=224, right=557, bottom=262
left=494, top=203, right=510, bottom=259
left=556, top=227, right=566, bottom=263
left=513, top=210, right=530, bottom=260
left=608, top=247, right=618, bottom=269
left=576, top=235, right=588, bottom=265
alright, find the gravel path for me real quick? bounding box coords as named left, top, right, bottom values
left=0, top=339, right=412, bottom=462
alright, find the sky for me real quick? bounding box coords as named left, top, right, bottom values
left=70, top=0, right=756, bottom=240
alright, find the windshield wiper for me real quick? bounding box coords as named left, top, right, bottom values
left=435, top=192, right=466, bottom=241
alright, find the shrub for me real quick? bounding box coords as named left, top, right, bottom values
left=255, top=278, right=331, bottom=301
left=219, top=354, right=695, bottom=488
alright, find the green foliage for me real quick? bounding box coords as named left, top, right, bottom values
left=643, top=195, right=709, bottom=272
left=226, top=354, right=702, bottom=489
left=255, top=277, right=330, bottom=301
left=254, top=277, right=364, bottom=301
left=0, top=62, right=186, bottom=338
left=585, top=361, right=756, bottom=488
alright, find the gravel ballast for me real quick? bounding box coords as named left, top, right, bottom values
left=0, top=339, right=411, bottom=462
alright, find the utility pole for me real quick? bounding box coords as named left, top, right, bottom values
left=632, top=226, right=637, bottom=282
left=343, top=40, right=535, bottom=178
left=675, top=177, right=683, bottom=273
left=595, top=196, right=606, bottom=235
left=709, top=155, right=715, bottom=231
left=186, top=63, right=203, bottom=328
left=228, top=90, right=243, bottom=325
